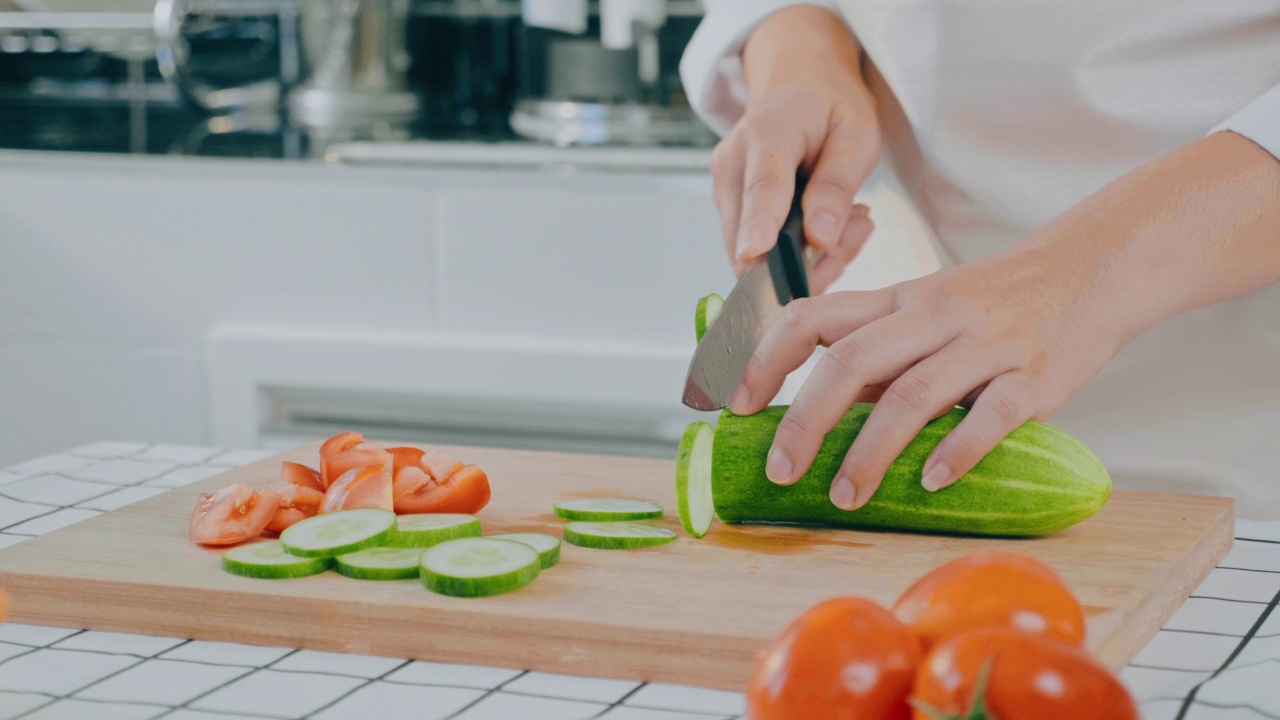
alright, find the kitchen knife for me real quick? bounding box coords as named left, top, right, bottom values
left=682, top=180, right=815, bottom=411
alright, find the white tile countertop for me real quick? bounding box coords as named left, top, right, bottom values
left=0, top=444, right=1276, bottom=720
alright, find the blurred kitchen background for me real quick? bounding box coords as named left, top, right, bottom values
left=0, top=0, right=940, bottom=466
left=6, top=0, right=1275, bottom=518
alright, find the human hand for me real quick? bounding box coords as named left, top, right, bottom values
left=728, top=244, right=1135, bottom=511
left=713, top=5, right=881, bottom=292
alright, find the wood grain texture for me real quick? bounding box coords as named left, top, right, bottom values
left=0, top=442, right=1234, bottom=689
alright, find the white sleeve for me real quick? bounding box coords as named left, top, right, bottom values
left=679, top=0, right=840, bottom=137
left=1209, top=83, right=1280, bottom=161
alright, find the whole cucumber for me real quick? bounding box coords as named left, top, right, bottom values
left=712, top=405, right=1111, bottom=537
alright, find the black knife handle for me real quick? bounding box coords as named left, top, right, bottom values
left=767, top=174, right=810, bottom=306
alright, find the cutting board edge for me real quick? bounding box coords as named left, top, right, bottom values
left=0, top=571, right=761, bottom=690
left=1091, top=495, right=1235, bottom=670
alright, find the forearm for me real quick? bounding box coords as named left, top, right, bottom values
left=742, top=6, right=867, bottom=102
left=1013, top=131, right=1280, bottom=344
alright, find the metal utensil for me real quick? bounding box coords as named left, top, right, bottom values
left=682, top=180, right=813, bottom=411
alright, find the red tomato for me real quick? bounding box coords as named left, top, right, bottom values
left=393, top=463, right=491, bottom=515
left=319, top=431, right=391, bottom=489
left=421, top=449, right=463, bottom=481
left=893, top=552, right=1085, bottom=653
left=746, top=597, right=921, bottom=720
left=322, top=465, right=394, bottom=513
left=388, top=446, right=425, bottom=476
left=281, top=461, right=323, bottom=492
left=911, top=629, right=1137, bottom=720
left=189, top=484, right=281, bottom=546
left=264, top=484, right=325, bottom=534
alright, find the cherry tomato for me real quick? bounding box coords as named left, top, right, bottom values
left=322, top=465, right=393, bottom=513
left=319, top=431, right=391, bottom=489
left=893, top=552, right=1084, bottom=653
left=281, top=462, right=323, bottom=493
left=189, top=484, right=281, bottom=546
left=747, top=597, right=921, bottom=720
left=911, top=629, right=1137, bottom=720
left=393, top=463, right=491, bottom=515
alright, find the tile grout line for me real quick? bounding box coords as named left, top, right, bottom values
left=299, top=657, right=415, bottom=718
left=1175, top=584, right=1280, bottom=718
left=439, top=669, right=531, bottom=720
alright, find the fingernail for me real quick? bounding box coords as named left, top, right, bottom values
left=736, top=225, right=771, bottom=262
left=729, top=386, right=750, bottom=414
left=808, top=211, right=840, bottom=247
left=921, top=462, right=953, bottom=492
left=830, top=475, right=857, bottom=510
left=766, top=448, right=793, bottom=485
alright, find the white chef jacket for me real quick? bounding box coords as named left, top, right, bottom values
left=681, top=0, right=1280, bottom=519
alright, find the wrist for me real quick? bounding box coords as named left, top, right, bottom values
left=742, top=6, right=868, bottom=101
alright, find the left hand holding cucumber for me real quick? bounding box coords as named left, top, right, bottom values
left=729, top=243, right=1131, bottom=512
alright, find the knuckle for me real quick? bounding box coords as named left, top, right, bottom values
left=885, top=374, right=935, bottom=414
left=777, top=412, right=813, bottom=440
left=777, top=298, right=816, bottom=334
left=743, top=171, right=786, bottom=205
left=710, top=142, right=735, bottom=176
left=824, top=337, right=868, bottom=378
left=985, top=392, right=1024, bottom=427
left=806, top=176, right=857, bottom=204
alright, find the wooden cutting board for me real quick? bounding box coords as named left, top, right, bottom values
left=0, top=442, right=1232, bottom=690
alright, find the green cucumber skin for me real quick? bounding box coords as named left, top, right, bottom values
left=420, top=563, right=540, bottom=598
left=562, top=526, right=677, bottom=550
left=553, top=506, right=663, bottom=522
left=712, top=405, right=1111, bottom=537
left=281, top=525, right=395, bottom=558
left=335, top=561, right=421, bottom=581
left=386, top=520, right=482, bottom=548
left=222, top=555, right=333, bottom=579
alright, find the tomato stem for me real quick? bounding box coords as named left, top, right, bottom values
left=908, top=656, right=999, bottom=720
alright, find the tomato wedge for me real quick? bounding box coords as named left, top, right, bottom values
left=893, top=552, right=1085, bottom=653
left=393, top=463, right=490, bottom=515
left=323, top=465, right=394, bottom=513
left=388, top=446, right=425, bottom=476
left=421, top=449, right=463, bottom=481
left=281, top=461, right=323, bottom=493
left=911, top=629, right=1137, bottom=720
left=266, top=483, right=326, bottom=533
left=189, top=484, right=281, bottom=546
left=319, top=431, right=392, bottom=489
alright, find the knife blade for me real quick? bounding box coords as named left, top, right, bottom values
left=682, top=182, right=814, bottom=411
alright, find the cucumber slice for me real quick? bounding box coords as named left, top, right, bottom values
left=387, top=513, right=482, bottom=548
left=222, top=540, right=333, bottom=579
left=335, top=546, right=425, bottom=581
left=695, top=293, right=725, bottom=342
left=676, top=421, right=715, bottom=538
left=553, top=498, right=664, bottom=522
left=280, top=508, right=396, bottom=558
left=420, top=538, right=541, bottom=598
left=563, top=521, right=677, bottom=550
left=488, top=533, right=561, bottom=569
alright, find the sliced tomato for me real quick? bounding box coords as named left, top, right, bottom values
left=323, top=465, right=394, bottom=513
left=319, top=431, right=391, bottom=489
left=393, top=463, right=490, bottom=515
left=265, top=507, right=309, bottom=535
left=421, top=449, right=463, bottom=481
left=388, top=446, right=426, bottom=476
left=893, top=551, right=1085, bottom=653
left=911, top=629, right=1137, bottom=720
left=281, top=461, right=323, bottom=492
left=189, top=484, right=281, bottom=546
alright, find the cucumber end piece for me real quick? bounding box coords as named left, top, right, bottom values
left=676, top=421, right=716, bottom=538
left=695, top=293, right=725, bottom=343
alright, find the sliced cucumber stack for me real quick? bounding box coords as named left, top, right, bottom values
left=388, top=513, right=481, bottom=548
left=676, top=421, right=716, bottom=538
left=420, top=538, right=541, bottom=598
left=335, top=547, right=425, bottom=580
left=222, top=540, right=333, bottom=579
left=488, top=532, right=561, bottom=569
left=695, top=293, right=725, bottom=342
left=553, top=498, right=663, bottom=522
left=563, top=521, right=677, bottom=550
left=280, top=508, right=396, bottom=558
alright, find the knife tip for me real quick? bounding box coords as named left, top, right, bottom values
left=681, top=380, right=726, bottom=412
